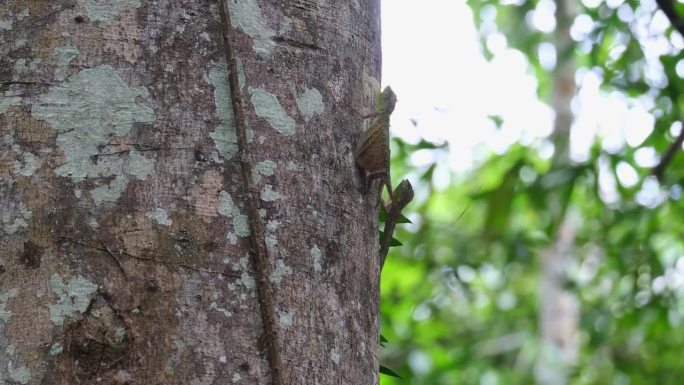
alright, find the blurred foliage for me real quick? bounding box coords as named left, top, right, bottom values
left=380, top=0, right=684, bottom=384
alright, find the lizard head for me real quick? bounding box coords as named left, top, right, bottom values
left=381, top=86, right=397, bottom=114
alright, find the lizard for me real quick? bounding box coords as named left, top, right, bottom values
left=354, top=86, right=398, bottom=205
left=379, top=179, right=414, bottom=269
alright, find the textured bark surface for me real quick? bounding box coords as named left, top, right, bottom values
left=0, top=0, right=382, bottom=384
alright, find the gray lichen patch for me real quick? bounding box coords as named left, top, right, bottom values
left=330, top=349, right=341, bottom=364
left=0, top=289, right=19, bottom=323
left=279, top=16, right=293, bottom=34
left=128, top=150, right=155, bottom=179
left=296, top=88, right=325, bottom=120
left=49, top=343, right=63, bottom=356
left=260, top=184, right=281, bottom=202
left=83, top=0, right=142, bottom=28
left=146, top=208, right=172, bottom=226
left=210, top=301, right=232, bottom=318
left=265, top=235, right=277, bottom=248
left=218, top=191, right=250, bottom=238
left=269, top=260, right=291, bottom=284
left=265, top=220, right=280, bottom=249
left=31, top=65, right=156, bottom=204
left=208, top=62, right=238, bottom=160
left=286, top=161, right=301, bottom=171
left=1, top=202, right=32, bottom=235
left=13, top=151, right=40, bottom=177
left=114, top=327, right=125, bottom=344
left=278, top=310, right=293, bottom=328
left=8, top=363, right=31, bottom=384
left=252, top=160, right=277, bottom=183
left=0, top=18, right=13, bottom=31
left=310, top=245, right=322, bottom=272
left=233, top=214, right=250, bottom=237
left=91, top=175, right=128, bottom=205
left=48, top=274, right=98, bottom=325
left=15, top=9, right=30, bottom=21
left=54, top=46, right=79, bottom=79
left=229, top=0, right=276, bottom=57
left=266, top=219, right=280, bottom=231
left=250, top=88, right=296, bottom=136
left=209, top=3, right=220, bottom=21
left=218, top=191, right=239, bottom=218
left=11, top=57, right=41, bottom=75
left=240, top=271, right=255, bottom=289
left=14, top=59, right=27, bottom=73
left=0, top=94, right=22, bottom=114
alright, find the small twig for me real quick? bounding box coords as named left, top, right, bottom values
left=652, top=125, right=684, bottom=182
left=216, top=1, right=284, bottom=383
left=455, top=184, right=479, bottom=222
left=379, top=180, right=414, bottom=268
left=99, top=239, right=127, bottom=278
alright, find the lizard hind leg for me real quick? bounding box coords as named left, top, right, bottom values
left=370, top=172, right=390, bottom=207
left=375, top=178, right=385, bottom=207
left=362, top=170, right=389, bottom=206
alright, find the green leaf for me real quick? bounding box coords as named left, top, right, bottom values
left=421, top=163, right=436, bottom=182
left=488, top=114, right=504, bottom=128
left=379, top=205, right=388, bottom=222
left=484, top=160, right=523, bottom=237
left=526, top=230, right=550, bottom=244
left=396, top=213, right=412, bottom=224
left=379, top=364, right=403, bottom=379
left=378, top=231, right=403, bottom=247
left=414, top=138, right=448, bottom=150
left=379, top=205, right=410, bottom=224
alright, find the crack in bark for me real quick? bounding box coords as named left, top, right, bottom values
left=60, top=236, right=239, bottom=278
left=99, top=238, right=128, bottom=278
left=272, top=35, right=323, bottom=52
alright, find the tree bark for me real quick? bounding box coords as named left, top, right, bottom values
left=0, top=1, right=382, bottom=384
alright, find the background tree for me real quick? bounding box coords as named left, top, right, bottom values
left=0, top=1, right=384, bottom=383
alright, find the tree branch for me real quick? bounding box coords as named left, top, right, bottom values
left=652, top=125, right=684, bottom=182
left=216, top=1, right=284, bottom=384
left=655, top=0, right=684, bottom=38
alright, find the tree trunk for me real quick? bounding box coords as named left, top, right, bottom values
left=535, top=0, right=579, bottom=383
left=0, top=1, right=382, bottom=384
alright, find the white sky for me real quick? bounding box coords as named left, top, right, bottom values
left=381, top=0, right=677, bottom=187
left=382, top=0, right=552, bottom=172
